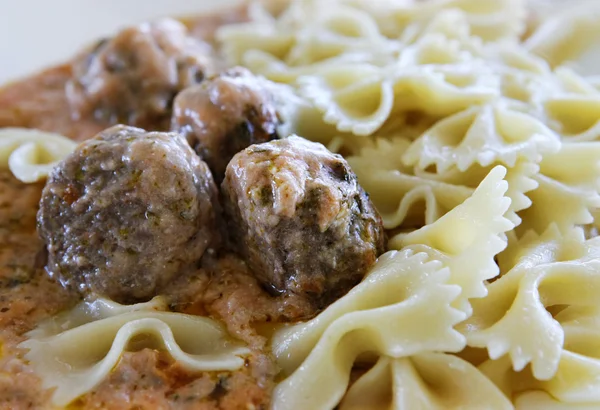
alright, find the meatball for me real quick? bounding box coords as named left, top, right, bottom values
left=37, top=125, right=220, bottom=303
left=171, top=67, right=280, bottom=182
left=221, top=136, right=386, bottom=306
left=66, top=18, right=215, bottom=129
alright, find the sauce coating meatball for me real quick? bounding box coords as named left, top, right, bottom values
left=171, top=67, right=280, bottom=182
left=66, top=18, right=215, bottom=129
left=37, top=125, right=220, bottom=303
left=221, top=136, right=386, bottom=306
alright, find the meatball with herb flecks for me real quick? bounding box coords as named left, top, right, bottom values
left=221, top=136, right=386, bottom=306
left=171, top=67, right=280, bottom=182
left=37, top=125, right=220, bottom=304
left=66, top=18, right=215, bottom=129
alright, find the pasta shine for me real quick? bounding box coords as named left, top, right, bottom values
left=21, top=297, right=251, bottom=407
left=5, top=0, right=600, bottom=408
left=213, top=0, right=600, bottom=408
left=271, top=167, right=512, bottom=408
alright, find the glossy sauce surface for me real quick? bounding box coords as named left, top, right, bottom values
left=0, top=6, right=302, bottom=409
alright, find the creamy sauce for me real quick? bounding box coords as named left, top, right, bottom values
left=0, top=65, right=106, bottom=142
left=0, top=171, right=76, bottom=409
left=0, top=5, right=307, bottom=409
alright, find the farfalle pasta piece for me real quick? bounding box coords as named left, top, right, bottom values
left=554, top=304, right=600, bottom=330
left=481, top=302, right=600, bottom=405
left=397, top=33, right=474, bottom=68
left=412, top=159, right=539, bottom=226
left=402, top=103, right=560, bottom=173
left=218, top=0, right=397, bottom=71
left=378, top=183, right=464, bottom=229
left=544, top=94, right=600, bottom=141
left=490, top=43, right=551, bottom=75
left=393, top=166, right=514, bottom=314
left=497, top=224, right=562, bottom=273
left=347, top=139, right=474, bottom=229
left=538, top=67, right=600, bottom=142
left=393, top=9, right=486, bottom=63
left=228, top=4, right=401, bottom=84
left=525, top=2, right=600, bottom=72
left=297, top=62, right=394, bottom=136
left=216, top=2, right=294, bottom=65
left=298, top=62, right=499, bottom=135
left=558, top=306, right=600, bottom=360
left=389, top=0, right=527, bottom=44
left=218, top=0, right=534, bottom=140
left=465, top=264, right=566, bottom=379
left=483, top=354, right=600, bottom=406
left=553, top=67, right=599, bottom=96
left=27, top=296, right=169, bottom=339
left=349, top=137, right=537, bottom=229
left=261, top=80, right=346, bottom=145
left=284, top=3, right=397, bottom=67
left=497, top=224, right=600, bottom=274
left=463, top=224, right=600, bottom=380
left=240, top=49, right=389, bottom=85
left=340, top=354, right=513, bottom=410
left=0, top=127, right=77, bottom=183
left=348, top=137, right=411, bottom=172
left=20, top=298, right=250, bottom=407
left=375, top=110, right=438, bottom=141
left=496, top=68, right=555, bottom=117
left=502, top=161, right=540, bottom=225
left=435, top=0, right=527, bottom=43
left=520, top=174, right=600, bottom=234
left=515, top=391, right=600, bottom=410
left=518, top=142, right=600, bottom=234
left=270, top=249, right=466, bottom=410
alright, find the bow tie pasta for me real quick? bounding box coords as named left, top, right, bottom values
left=340, top=354, right=513, bottom=410
left=20, top=297, right=250, bottom=407
left=7, top=0, right=600, bottom=408
left=216, top=0, right=600, bottom=408
left=270, top=167, right=512, bottom=409
left=346, top=138, right=539, bottom=228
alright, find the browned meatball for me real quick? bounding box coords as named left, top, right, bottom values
left=171, top=67, right=280, bottom=182
left=37, top=125, right=220, bottom=303
left=221, top=136, right=386, bottom=306
left=66, top=18, right=215, bottom=129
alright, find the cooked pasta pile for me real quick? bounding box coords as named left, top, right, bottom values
left=216, top=0, right=600, bottom=408
left=5, top=0, right=600, bottom=408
